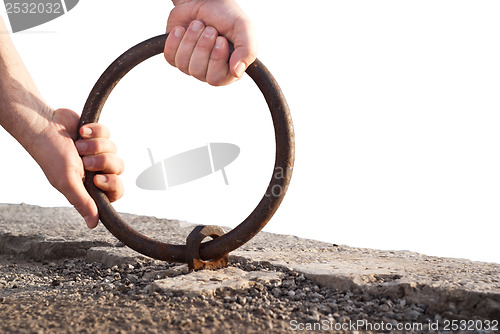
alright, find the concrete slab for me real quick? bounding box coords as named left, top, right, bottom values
left=1, top=203, right=499, bottom=319
left=151, top=266, right=283, bottom=297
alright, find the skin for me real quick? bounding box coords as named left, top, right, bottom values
left=0, top=17, right=124, bottom=229
left=0, top=0, right=256, bottom=228
left=164, top=0, right=257, bottom=86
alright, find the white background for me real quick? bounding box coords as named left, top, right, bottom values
left=1, top=1, right=499, bottom=263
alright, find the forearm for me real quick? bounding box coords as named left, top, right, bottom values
left=0, top=17, right=53, bottom=154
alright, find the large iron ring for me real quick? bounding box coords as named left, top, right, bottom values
left=78, top=34, right=295, bottom=263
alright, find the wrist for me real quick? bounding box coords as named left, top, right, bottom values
left=0, top=74, right=53, bottom=151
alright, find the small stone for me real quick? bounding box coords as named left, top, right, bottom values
left=306, top=312, right=320, bottom=322
left=294, top=291, right=306, bottom=300
left=309, top=292, right=324, bottom=301
left=282, top=279, right=295, bottom=288
left=245, top=264, right=256, bottom=271
left=287, top=290, right=296, bottom=298
left=179, top=319, right=193, bottom=327
left=404, top=310, right=420, bottom=321
left=379, top=304, right=390, bottom=312
left=338, top=315, right=350, bottom=323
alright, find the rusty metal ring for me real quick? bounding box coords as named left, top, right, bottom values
left=186, top=225, right=229, bottom=270
left=78, top=34, right=294, bottom=263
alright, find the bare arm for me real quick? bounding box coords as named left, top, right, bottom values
left=0, top=17, right=124, bottom=228
left=0, top=17, right=52, bottom=152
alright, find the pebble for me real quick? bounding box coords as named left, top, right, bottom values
left=404, top=309, right=421, bottom=321
left=0, top=255, right=481, bottom=333
left=379, top=303, right=390, bottom=312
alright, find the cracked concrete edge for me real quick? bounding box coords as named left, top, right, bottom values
left=0, top=234, right=114, bottom=262
left=1, top=203, right=499, bottom=319
left=228, top=255, right=500, bottom=320
left=84, top=247, right=500, bottom=319
left=2, top=237, right=499, bottom=319
left=149, top=267, right=285, bottom=298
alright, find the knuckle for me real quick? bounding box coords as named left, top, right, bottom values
left=102, top=154, right=114, bottom=168
left=92, top=154, right=108, bottom=170
left=90, top=140, right=101, bottom=153
left=117, top=158, right=125, bottom=175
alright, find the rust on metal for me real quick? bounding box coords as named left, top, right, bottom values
left=78, top=34, right=295, bottom=266
left=186, top=225, right=229, bottom=270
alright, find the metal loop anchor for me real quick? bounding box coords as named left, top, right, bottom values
left=186, top=225, right=229, bottom=270
left=78, top=33, right=294, bottom=266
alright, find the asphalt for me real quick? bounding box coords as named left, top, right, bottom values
left=1, top=203, right=499, bottom=320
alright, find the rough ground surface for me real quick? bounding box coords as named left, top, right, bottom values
left=0, top=203, right=499, bottom=333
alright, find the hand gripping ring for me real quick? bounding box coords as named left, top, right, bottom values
left=78, top=34, right=295, bottom=264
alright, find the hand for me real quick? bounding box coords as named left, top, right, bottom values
left=32, top=108, right=124, bottom=229
left=164, top=0, right=257, bottom=86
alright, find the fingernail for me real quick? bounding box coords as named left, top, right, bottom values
left=215, top=36, right=224, bottom=49
left=173, top=27, right=183, bottom=38
left=95, top=174, right=108, bottom=184
left=75, top=141, right=87, bottom=153
left=203, top=26, right=216, bottom=39
left=84, top=216, right=93, bottom=228
left=191, top=20, right=203, bottom=32
left=235, top=62, right=246, bottom=77
left=82, top=127, right=92, bottom=137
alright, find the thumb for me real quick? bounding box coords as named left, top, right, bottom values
left=63, top=174, right=99, bottom=229
left=227, top=22, right=257, bottom=79
left=229, top=45, right=256, bottom=79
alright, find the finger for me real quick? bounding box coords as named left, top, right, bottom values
left=94, top=174, right=124, bottom=203
left=230, top=46, right=254, bottom=79
left=188, top=26, right=218, bottom=81
left=206, top=36, right=232, bottom=86
left=75, top=138, right=117, bottom=156
left=80, top=123, right=110, bottom=139
left=226, top=20, right=257, bottom=79
left=58, top=174, right=99, bottom=229
left=82, top=153, right=125, bottom=175
left=175, top=20, right=205, bottom=75
left=164, top=26, right=185, bottom=67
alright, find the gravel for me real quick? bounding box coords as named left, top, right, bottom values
left=0, top=254, right=497, bottom=333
